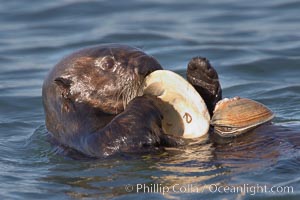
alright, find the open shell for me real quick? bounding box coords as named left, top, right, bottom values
left=143, top=70, right=210, bottom=138
left=211, top=97, right=274, bottom=137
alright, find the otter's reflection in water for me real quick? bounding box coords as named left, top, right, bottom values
left=41, top=124, right=300, bottom=199
left=151, top=124, right=299, bottom=197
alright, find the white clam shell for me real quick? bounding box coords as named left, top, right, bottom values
left=143, top=70, right=210, bottom=138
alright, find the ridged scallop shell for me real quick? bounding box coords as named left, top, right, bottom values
left=143, top=70, right=210, bottom=138
left=211, top=97, right=274, bottom=137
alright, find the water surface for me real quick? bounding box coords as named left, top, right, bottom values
left=0, top=0, right=300, bottom=199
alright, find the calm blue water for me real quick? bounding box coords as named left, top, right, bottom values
left=1, top=0, right=300, bottom=199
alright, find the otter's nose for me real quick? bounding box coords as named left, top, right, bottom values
left=138, top=65, right=154, bottom=76
left=136, top=56, right=163, bottom=77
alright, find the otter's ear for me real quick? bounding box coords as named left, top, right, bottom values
left=54, top=77, right=72, bottom=98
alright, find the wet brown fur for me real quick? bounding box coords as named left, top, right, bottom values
left=42, top=44, right=179, bottom=158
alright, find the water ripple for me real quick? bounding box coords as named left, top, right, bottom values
left=1, top=0, right=300, bottom=199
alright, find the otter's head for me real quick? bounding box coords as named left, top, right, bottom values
left=50, top=45, right=162, bottom=115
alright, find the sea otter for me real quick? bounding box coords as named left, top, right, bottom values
left=42, top=44, right=273, bottom=158
left=43, top=44, right=185, bottom=158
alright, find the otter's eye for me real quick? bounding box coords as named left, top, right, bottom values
left=97, top=56, right=115, bottom=70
